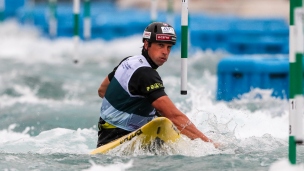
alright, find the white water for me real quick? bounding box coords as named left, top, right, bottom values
left=0, top=19, right=303, bottom=171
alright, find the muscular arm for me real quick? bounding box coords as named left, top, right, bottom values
left=98, top=76, right=110, bottom=98
left=152, top=96, right=213, bottom=143
left=131, top=67, right=217, bottom=146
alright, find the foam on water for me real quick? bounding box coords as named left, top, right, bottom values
left=82, top=160, right=133, bottom=171
left=269, top=159, right=304, bottom=171
left=81, top=158, right=304, bottom=171
left=0, top=126, right=96, bottom=154
left=0, top=19, right=302, bottom=170
left=0, top=124, right=30, bottom=143
left=0, top=84, right=84, bottom=108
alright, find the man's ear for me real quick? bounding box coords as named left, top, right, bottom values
left=144, top=40, right=148, bottom=50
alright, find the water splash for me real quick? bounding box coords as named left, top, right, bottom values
left=83, top=160, right=133, bottom=171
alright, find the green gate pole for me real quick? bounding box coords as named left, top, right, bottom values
left=73, top=0, right=80, bottom=63
left=294, top=6, right=304, bottom=157
left=181, top=0, right=188, bottom=95
left=48, top=0, right=57, bottom=37
left=0, top=0, right=4, bottom=22
left=83, top=0, right=91, bottom=40
left=289, top=0, right=302, bottom=165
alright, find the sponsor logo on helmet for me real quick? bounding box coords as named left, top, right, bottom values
left=161, top=27, right=175, bottom=34
left=143, top=31, right=151, bottom=39
left=156, top=34, right=172, bottom=41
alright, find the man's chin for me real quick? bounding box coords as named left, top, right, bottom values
left=157, top=62, right=164, bottom=66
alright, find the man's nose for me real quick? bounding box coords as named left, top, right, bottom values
left=162, top=47, right=170, bottom=55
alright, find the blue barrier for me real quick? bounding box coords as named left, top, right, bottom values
left=190, top=15, right=235, bottom=51
left=226, top=36, right=288, bottom=54
left=4, top=0, right=25, bottom=18
left=216, top=55, right=292, bottom=101
left=90, top=9, right=152, bottom=40
left=227, top=18, right=289, bottom=54
left=14, top=2, right=289, bottom=54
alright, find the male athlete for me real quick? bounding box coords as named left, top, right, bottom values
left=96, top=22, right=218, bottom=148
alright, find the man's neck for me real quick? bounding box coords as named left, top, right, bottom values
left=141, top=49, right=158, bottom=69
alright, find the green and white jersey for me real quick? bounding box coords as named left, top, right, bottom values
left=100, top=55, right=166, bottom=131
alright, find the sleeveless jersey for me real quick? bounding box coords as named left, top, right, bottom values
left=100, top=55, right=157, bottom=131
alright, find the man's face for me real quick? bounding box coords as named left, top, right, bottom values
left=144, top=41, right=172, bottom=66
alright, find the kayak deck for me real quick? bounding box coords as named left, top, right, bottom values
left=90, top=117, right=180, bottom=154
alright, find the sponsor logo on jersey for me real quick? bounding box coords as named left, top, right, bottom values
left=146, top=83, right=164, bottom=91
left=121, top=62, right=131, bottom=70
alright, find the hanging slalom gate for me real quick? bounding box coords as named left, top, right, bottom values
left=181, top=0, right=188, bottom=95
left=47, top=0, right=91, bottom=63
left=48, top=0, right=57, bottom=37
left=289, top=2, right=304, bottom=165
left=47, top=0, right=91, bottom=39
left=83, top=0, right=90, bottom=40
left=0, top=0, right=4, bottom=21
left=9, top=1, right=288, bottom=55
left=73, top=0, right=80, bottom=63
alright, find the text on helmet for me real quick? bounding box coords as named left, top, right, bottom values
left=156, top=34, right=173, bottom=41
left=161, top=27, right=175, bottom=34
left=143, top=31, right=151, bottom=39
